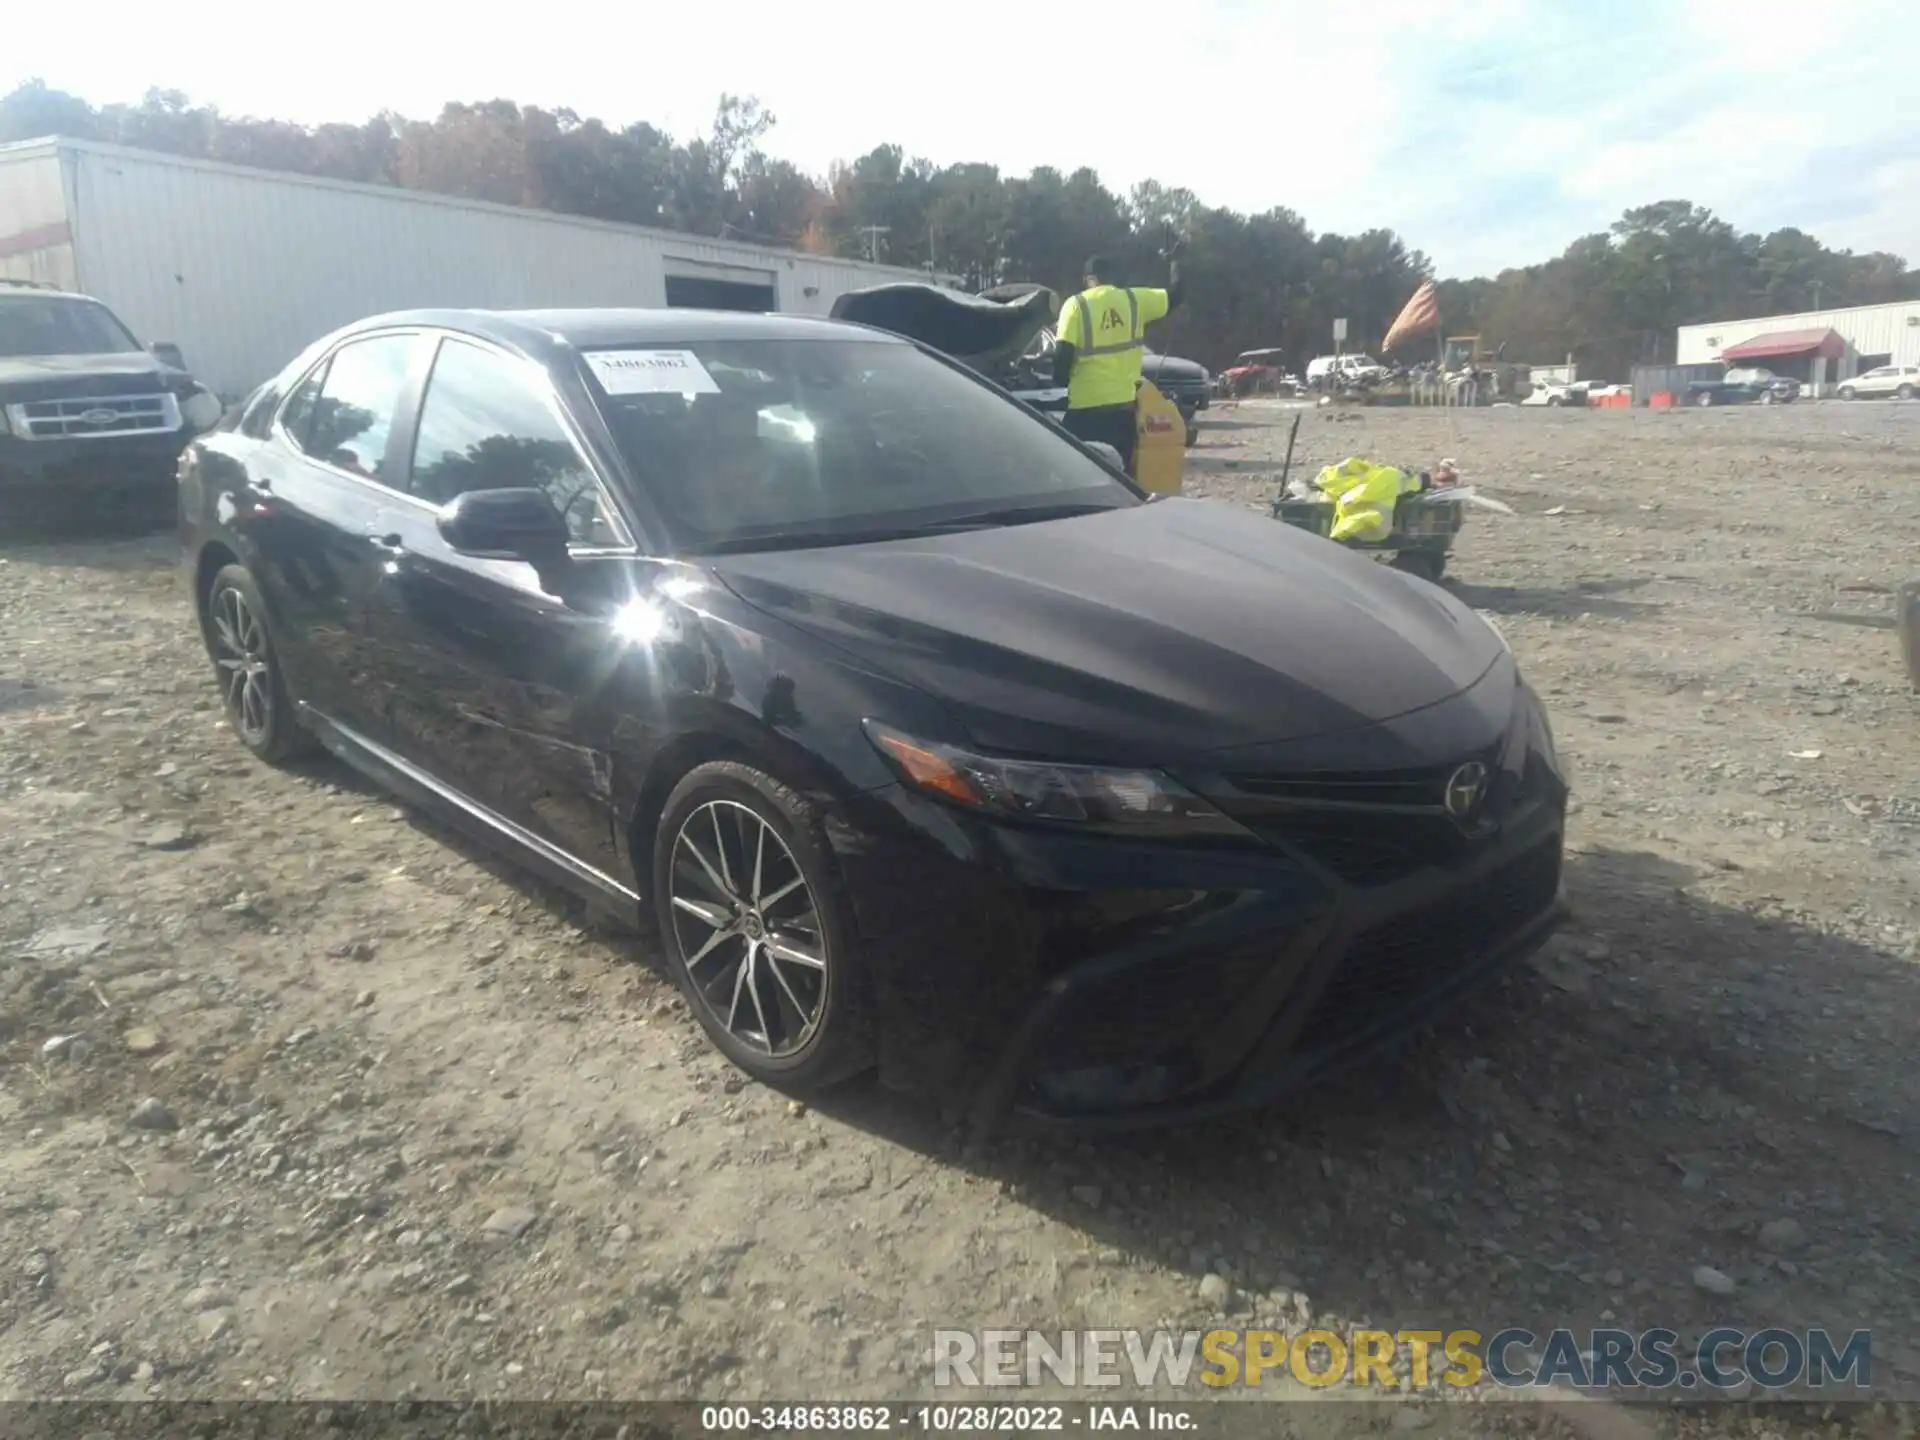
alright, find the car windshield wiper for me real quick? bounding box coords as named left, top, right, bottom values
left=693, top=502, right=1132, bottom=555
left=925, top=500, right=1132, bottom=528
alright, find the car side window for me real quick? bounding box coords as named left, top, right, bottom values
left=277, top=361, right=327, bottom=447
left=292, top=334, right=418, bottom=485
left=408, top=338, right=621, bottom=546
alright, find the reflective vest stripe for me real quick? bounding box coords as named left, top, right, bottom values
left=1074, top=288, right=1144, bottom=357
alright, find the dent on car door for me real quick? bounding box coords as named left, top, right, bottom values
left=240, top=331, right=429, bottom=736
left=371, top=334, right=645, bottom=877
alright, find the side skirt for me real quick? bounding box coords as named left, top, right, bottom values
left=300, top=705, right=643, bottom=917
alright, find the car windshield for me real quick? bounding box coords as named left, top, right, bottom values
left=588, top=338, right=1139, bottom=552
left=0, top=295, right=143, bottom=358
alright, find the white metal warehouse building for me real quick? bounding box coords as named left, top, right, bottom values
left=1676, top=299, right=1920, bottom=392
left=0, top=137, right=950, bottom=398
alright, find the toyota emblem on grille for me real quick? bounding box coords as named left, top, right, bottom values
left=1443, top=761, right=1490, bottom=823
left=77, top=408, right=119, bottom=426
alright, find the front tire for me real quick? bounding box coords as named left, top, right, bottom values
left=1897, top=384, right=1915, bottom=401
left=1839, top=386, right=1857, bottom=401
left=201, top=564, right=318, bottom=764
left=652, top=761, right=873, bottom=1092
left=1695, top=390, right=1715, bottom=407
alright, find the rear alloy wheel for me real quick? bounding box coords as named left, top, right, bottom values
left=1838, top=386, right=1857, bottom=401
left=653, top=762, right=871, bottom=1091
left=203, top=564, right=317, bottom=764
left=1695, top=390, right=1715, bottom=407
left=1897, top=385, right=1915, bottom=401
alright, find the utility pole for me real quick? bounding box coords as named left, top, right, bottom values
left=857, top=225, right=891, bottom=263
left=1811, top=279, right=1824, bottom=310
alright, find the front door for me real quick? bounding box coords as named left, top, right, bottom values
left=370, top=334, right=647, bottom=878
left=239, top=331, right=427, bottom=741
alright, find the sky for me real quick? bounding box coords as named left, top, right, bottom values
left=5, top=0, right=1915, bottom=277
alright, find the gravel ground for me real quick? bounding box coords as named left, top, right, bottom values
left=2, top=399, right=1918, bottom=1436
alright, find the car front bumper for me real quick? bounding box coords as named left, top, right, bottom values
left=831, top=688, right=1567, bottom=1132
left=0, top=431, right=189, bottom=519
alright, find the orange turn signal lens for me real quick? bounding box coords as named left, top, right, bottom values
left=870, top=729, right=980, bottom=806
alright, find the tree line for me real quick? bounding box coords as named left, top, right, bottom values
left=5, top=81, right=1915, bottom=380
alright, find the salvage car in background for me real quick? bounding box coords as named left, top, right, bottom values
left=1, top=279, right=223, bottom=526
left=1685, top=366, right=1798, bottom=406
left=179, top=305, right=1567, bottom=1130
left=1837, top=365, right=1919, bottom=401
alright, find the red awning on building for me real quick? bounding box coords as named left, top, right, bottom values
left=1720, top=327, right=1846, bottom=362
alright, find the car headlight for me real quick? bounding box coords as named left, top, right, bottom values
left=863, top=722, right=1249, bottom=838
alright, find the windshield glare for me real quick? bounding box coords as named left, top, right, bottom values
left=589, top=339, right=1137, bottom=550
left=0, top=296, right=143, bottom=358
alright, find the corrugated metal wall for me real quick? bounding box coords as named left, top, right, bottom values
left=58, top=142, right=943, bottom=397
left=0, top=145, right=78, bottom=289
left=1676, top=301, right=1920, bottom=373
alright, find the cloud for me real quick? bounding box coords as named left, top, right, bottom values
left=4, top=0, right=1914, bottom=276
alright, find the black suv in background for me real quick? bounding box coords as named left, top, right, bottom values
left=0, top=280, right=223, bottom=527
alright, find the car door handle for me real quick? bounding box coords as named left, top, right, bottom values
left=369, top=532, right=405, bottom=555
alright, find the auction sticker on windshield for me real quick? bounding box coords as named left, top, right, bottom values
left=584, top=349, right=721, bottom=395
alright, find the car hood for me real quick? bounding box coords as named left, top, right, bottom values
left=710, top=497, right=1506, bottom=762
left=1144, top=353, right=1207, bottom=381
left=829, top=284, right=1058, bottom=372
left=0, top=352, right=179, bottom=401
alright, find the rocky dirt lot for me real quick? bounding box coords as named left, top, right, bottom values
left=2, top=399, right=1918, bottom=1437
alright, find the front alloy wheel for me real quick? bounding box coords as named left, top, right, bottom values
left=653, top=762, right=870, bottom=1089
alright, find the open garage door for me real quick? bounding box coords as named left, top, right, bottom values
left=663, top=259, right=776, bottom=313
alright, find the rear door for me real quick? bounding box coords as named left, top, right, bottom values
left=369, top=334, right=646, bottom=876
left=241, top=331, right=429, bottom=739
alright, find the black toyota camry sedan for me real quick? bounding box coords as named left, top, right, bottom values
left=179, top=307, right=1566, bottom=1131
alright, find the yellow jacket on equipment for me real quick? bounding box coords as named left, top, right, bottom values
left=1313, top=457, right=1422, bottom=543
left=1056, top=283, right=1171, bottom=409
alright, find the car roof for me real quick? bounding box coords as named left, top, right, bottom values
left=334, top=307, right=899, bottom=364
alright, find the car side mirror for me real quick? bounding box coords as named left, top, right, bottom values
left=181, top=389, right=224, bottom=433
left=1084, top=441, right=1125, bottom=471
left=436, top=488, right=571, bottom=577
left=150, top=342, right=187, bottom=371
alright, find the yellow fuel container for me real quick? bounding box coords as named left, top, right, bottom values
left=1132, top=381, right=1186, bottom=495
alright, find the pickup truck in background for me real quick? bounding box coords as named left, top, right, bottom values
left=1685, top=366, right=1799, bottom=407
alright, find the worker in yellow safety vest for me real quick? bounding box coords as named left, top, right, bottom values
left=1052, top=252, right=1184, bottom=472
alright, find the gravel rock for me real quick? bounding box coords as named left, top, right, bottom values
left=1197, top=1273, right=1233, bottom=1310
left=128, top=1098, right=179, bottom=1132
left=1692, top=1265, right=1738, bottom=1297
left=481, top=1206, right=537, bottom=1241
left=1757, top=1218, right=1806, bottom=1252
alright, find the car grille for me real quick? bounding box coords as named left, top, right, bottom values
left=1222, top=747, right=1517, bottom=887
left=6, top=392, right=182, bottom=440
left=1297, top=838, right=1561, bottom=1050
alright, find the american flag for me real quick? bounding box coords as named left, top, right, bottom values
left=1382, top=280, right=1440, bottom=353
